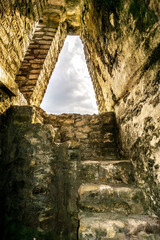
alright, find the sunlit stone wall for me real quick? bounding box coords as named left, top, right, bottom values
left=0, top=1, right=76, bottom=113
left=81, top=0, right=160, bottom=214
left=0, top=0, right=47, bottom=113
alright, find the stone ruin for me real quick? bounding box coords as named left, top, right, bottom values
left=0, top=0, right=159, bottom=239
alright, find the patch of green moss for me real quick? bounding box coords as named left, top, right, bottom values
left=129, top=0, right=158, bottom=32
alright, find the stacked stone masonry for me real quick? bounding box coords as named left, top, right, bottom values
left=15, top=3, right=67, bottom=105
left=0, top=0, right=81, bottom=112
left=0, top=0, right=47, bottom=113
left=0, top=0, right=45, bottom=80
left=15, top=23, right=58, bottom=100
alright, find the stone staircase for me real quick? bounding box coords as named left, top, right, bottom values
left=38, top=107, right=160, bottom=239
left=1, top=106, right=160, bottom=240
left=78, top=162, right=160, bottom=239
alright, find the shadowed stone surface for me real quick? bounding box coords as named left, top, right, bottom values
left=80, top=160, right=134, bottom=184
left=0, top=107, right=79, bottom=239
left=79, top=212, right=160, bottom=240
left=0, top=106, right=159, bottom=239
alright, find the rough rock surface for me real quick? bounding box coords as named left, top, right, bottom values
left=0, top=106, right=160, bottom=239
left=15, top=4, right=67, bottom=105
left=80, top=0, right=160, bottom=214
left=79, top=212, right=160, bottom=240
left=0, top=0, right=47, bottom=113
left=0, top=0, right=80, bottom=112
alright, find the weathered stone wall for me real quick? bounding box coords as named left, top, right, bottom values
left=0, top=0, right=47, bottom=113
left=0, top=90, right=10, bottom=113
left=115, top=61, right=160, bottom=214
left=40, top=108, right=119, bottom=161
left=0, top=0, right=79, bottom=112
left=15, top=6, right=67, bottom=105
left=0, top=107, right=58, bottom=239
left=80, top=0, right=160, bottom=214
left=0, top=106, right=119, bottom=239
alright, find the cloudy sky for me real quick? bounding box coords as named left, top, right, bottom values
left=40, top=36, right=98, bottom=114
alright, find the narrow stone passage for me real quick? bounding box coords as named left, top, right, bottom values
left=1, top=106, right=160, bottom=239
left=0, top=1, right=159, bottom=239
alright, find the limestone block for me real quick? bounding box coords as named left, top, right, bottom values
left=80, top=160, right=134, bottom=185
left=79, top=183, right=146, bottom=215
left=79, top=212, right=160, bottom=240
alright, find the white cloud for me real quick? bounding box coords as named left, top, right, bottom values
left=40, top=36, right=98, bottom=114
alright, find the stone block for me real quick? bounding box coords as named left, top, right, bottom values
left=36, top=55, right=46, bottom=59
left=78, top=183, right=146, bottom=215
left=80, top=160, right=134, bottom=185
left=31, top=64, right=43, bottom=69
left=79, top=213, right=160, bottom=240
left=29, top=74, right=39, bottom=79
left=24, top=55, right=35, bottom=60
left=40, top=44, right=51, bottom=49
left=99, top=160, right=134, bottom=184
left=25, top=80, right=37, bottom=86
left=16, top=75, right=26, bottom=81
left=30, top=59, right=45, bottom=64
left=38, top=40, right=53, bottom=45
left=79, top=161, right=99, bottom=183
left=34, top=49, right=48, bottom=55
left=43, top=35, right=55, bottom=40
left=75, top=132, right=88, bottom=139
left=5, top=106, right=35, bottom=124
left=30, top=69, right=41, bottom=74
left=29, top=44, right=40, bottom=49
left=46, top=31, right=57, bottom=36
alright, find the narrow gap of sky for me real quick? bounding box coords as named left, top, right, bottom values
left=40, top=36, right=98, bottom=114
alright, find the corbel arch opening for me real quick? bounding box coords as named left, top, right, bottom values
left=40, top=35, right=98, bottom=114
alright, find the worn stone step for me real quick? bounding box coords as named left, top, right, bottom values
left=78, top=212, right=160, bottom=240
left=78, top=183, right=146, bottom=215
left=81, top=149, right=119, bottom=161
left=79, top=160, right=134, bottom=184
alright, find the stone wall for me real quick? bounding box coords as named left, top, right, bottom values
left=0, top=106, right=119, bottom=239
left=0, top=0, right=47, bottom=113
left=0, top=107, right=58, bottom=239
left=40, top=108, right=119, bottom=161
left=80, top=0, right=160, bottom=214
left=0, top=0, right=79, bottom=112
left=15, top=6, right=67, bottom=105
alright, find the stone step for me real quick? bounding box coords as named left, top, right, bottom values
left=79, top=160, right=134, bottom=184
left=81, top=149, right=119, bottom=161
left=78, top=183, right=146, bottom=215
left=78, top=212, right=160, bottom=240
